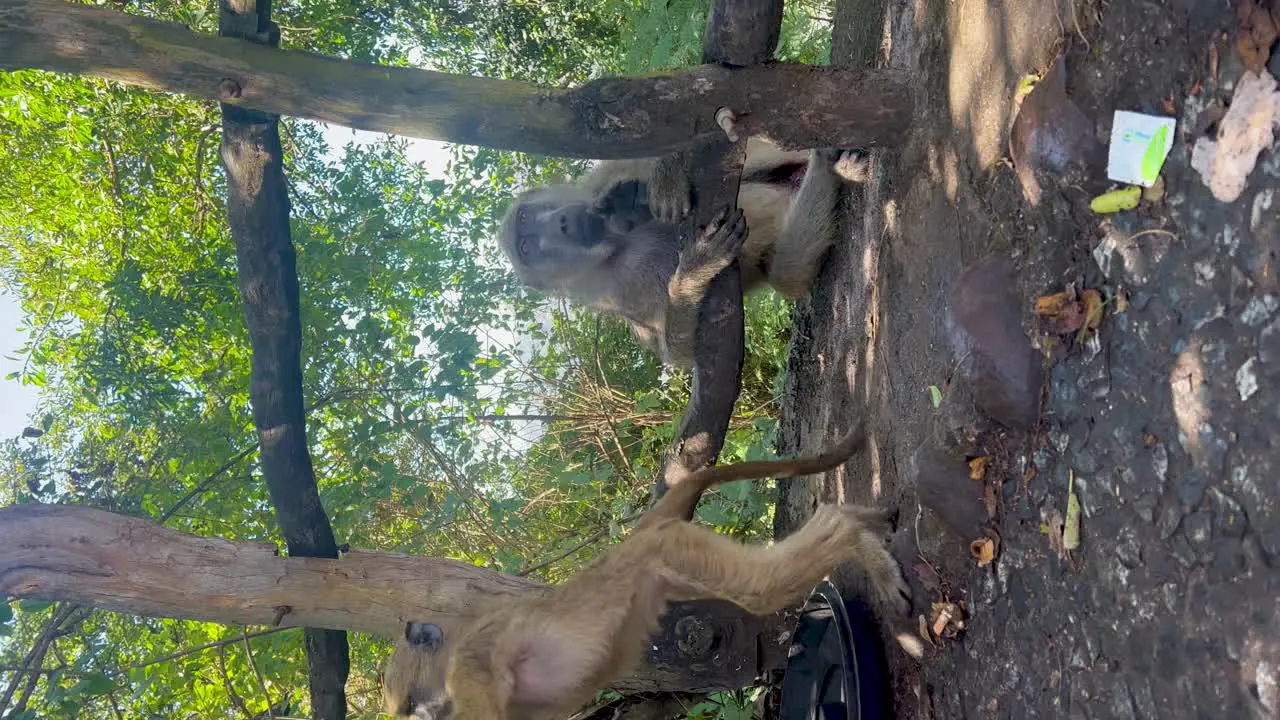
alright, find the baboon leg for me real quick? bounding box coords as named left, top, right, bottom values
left=648, top=505, right=908, bottom=618
left=768, top=149, right=847, bottom=299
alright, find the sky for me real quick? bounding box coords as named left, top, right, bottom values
left=0, top=290, right=40, bottom=440
left=0, top=125, right=454, bottom=442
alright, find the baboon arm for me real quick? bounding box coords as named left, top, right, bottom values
left=582, top=158, right=661, bottom=198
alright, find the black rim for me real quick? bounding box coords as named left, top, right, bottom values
left=777, top=580, right=894, bottom=720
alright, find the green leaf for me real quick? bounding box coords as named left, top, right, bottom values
left=928, top=385, right=943, bottom=408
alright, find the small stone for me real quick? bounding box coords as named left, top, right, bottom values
left=1157, top=501, right=1183, bottom=539
left=1209, top=488, right=1248, bottom=538
left=1183, top=509, right=1213, bottom=550
left=1115, top=526, right=1143, bottom=567
left=1260, top=319, right=1280, bottom=364
left=1170, top=533, right=1198, bottom=568
left=1151, top=443, right=1169, bottom=485
left=1236, top=357, right=1260, bottom=401
left=1239, top=294, right=1278, bottom=327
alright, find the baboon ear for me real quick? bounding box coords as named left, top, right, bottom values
left=404, top=622, right=444, bottom=650
left=501, top=629, right=597, bottom=707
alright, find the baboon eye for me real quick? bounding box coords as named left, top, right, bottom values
left=517, top=208, right=528, bottom=225
left=518, top=236, right=531, bottom=258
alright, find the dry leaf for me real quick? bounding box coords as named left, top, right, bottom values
left=968, top=455, right=990, bottom=481
left=918, top=614, right=936, bottom=647
left=1035, top=290, right=1087, bottom=334
left=1115, top=290, right=1130, bottom=313
left=1082, top=288, right=1104, bottom=331
left=983, top=483, right=998, bottom=519
left=1236, top=0, right=1279, bottom=73
left=1161, top=95, right=1176, bottom=115
left=970, top=537, right=996, bottom=567
left=1035, top=292, right=1072, bottom=316
left=1064, top=472, right=1082, bottom=551
left=1143, top=432, right=1160, bottom=447
left=1041, top=506, right=1066, bottom=558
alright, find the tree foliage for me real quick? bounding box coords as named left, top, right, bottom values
left=0, top=0, right=833, bottom=716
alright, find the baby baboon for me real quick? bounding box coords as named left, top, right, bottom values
left=382, top=423, right=910, bottom=720
left=498, top=139, right=867, bottom=367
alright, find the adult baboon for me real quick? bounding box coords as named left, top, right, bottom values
left=498, top=139, right=866, bottom=367
left=381, top=421, right=909, bottom=720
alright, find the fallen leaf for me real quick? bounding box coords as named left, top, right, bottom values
left=1041, top=506, right=1066, bottom=558
left=1235, top=0, right=1279, bottom=73
left=928, top=384, right=943, bottom=408
left=1081, top=288, right=1104, bottom=331
left=1189, top=78, right=1203, bottom=97
left=918, top=614, right=936, bottom=647
left=1143, top=175, right=1167, bottom=204
left=968, top=455, right=990, bottom=481
left=1013, top=73, right=1041, bottom=106
left=1115, top=291, right=1130, bottom=313
left=1020, top=463, right=1038, bottom=497
left=1161, top=95, right=1176, bottom=115
left=1035, top=290, right=1087, bottom=335
left=1063, top=471, right=1082, bottom=552
left=970, top=537, right=996, bottom=567
left=983, top=483, right=998, bottom=518
left=1143, top=432, right=1160, bottom=447
left=1035, top=292, right=1072, bottom=316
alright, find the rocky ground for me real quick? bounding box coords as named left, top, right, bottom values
left=776, top=0, right=1280, bottom=717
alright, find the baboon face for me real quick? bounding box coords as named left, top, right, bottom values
left=498, top=185, right=619, bottom=292
left=383, top=622, right=453, bottom=719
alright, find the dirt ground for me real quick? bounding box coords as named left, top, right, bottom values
left=775, top=0, right=1280, bottom=717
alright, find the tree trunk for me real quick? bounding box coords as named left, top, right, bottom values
left=0, top=0, right=914, bottom=158
left=0, top=504, right=794, bottom=694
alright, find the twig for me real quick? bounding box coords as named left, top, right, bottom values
left=241, top=629, right=275, bottom=719
left=518, top=513, right=641, bottom=577
left=129, top=627, right=295, bottom=673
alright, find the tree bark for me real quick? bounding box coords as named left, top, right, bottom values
left=0, top=0, right=914, bottom=158
left=217, top=2, right=347, bottom=716
left=0, top=504, right=793, bottom=694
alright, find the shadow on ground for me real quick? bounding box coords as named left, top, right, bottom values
left=777, top=0, right=1280, bottom=717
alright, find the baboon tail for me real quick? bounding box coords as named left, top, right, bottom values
left=643, top=423, right=866, bottom=528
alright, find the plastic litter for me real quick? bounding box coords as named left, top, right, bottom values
left=1106, top=111, right=1176, bottom=187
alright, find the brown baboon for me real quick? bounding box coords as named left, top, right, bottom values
left=381, top=421, right=910, bottom=720
left=498, top=138, right=867, bottom=367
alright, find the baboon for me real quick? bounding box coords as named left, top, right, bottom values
left=381, top=421, right=910, bottom=720
left=498, top=138, right=867, bottom=367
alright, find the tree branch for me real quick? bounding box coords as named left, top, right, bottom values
left=216, top=0, right=347, bottom=716
left=0, top=0, right=914, bottom=158
left=0, top=503, right=793, bottom=694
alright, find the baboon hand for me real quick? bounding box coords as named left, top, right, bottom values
left=843, top=505, right=912, bottom=619
left=681, top=207, right=746, bottom=278
left=817, top=148, right=871, bottom=184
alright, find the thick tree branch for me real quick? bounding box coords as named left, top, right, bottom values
left=0, top=0, right=914, bottom=158
left=0, top=504, right=792, bottom=694
left=658, top=0, right=774, bottom=506
left=216, top=1, right=347, bottom=716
